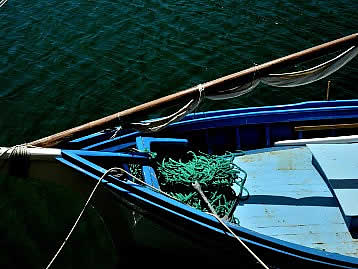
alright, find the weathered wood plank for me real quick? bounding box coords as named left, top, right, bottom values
left=295, top=122, right=358, bottom=132
left=308, top=144, right=358, bottom=225
left=232, top=146, right=358, bottom=258
left=308, top=143, right=358, bottom=180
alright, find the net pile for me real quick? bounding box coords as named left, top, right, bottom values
left=156, top=151, right=247, bottom=223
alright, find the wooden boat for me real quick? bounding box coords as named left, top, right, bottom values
left=1, top=33, right=358, bottom=268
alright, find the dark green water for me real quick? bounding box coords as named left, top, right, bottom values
left=0, top=0, right=358, bottom=267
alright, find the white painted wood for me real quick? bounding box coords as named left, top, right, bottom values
left=232, top=146, right=358, bottom=258
left=0, top=146, right=61, bottom=161
left=274, top=134, right=358, bottom=146
left=308, top=143, right=358, bottom=228
left=308, top=143, right=358, bottom=180
left=335, top=189, right=358, bottom=217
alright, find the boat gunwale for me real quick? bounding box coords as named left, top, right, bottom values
left=67, top=99, right=358, bottom=150
left=57, top=149, right=358, bottom=268
left=81, top=101, right=358, bottom=152
left=58, top=99, right=358, bottom=268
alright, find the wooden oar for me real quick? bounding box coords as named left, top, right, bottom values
left=29, top=33, right=358, bottom=148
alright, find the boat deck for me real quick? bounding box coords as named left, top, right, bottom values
left=233, top=146, right=358, bottom=258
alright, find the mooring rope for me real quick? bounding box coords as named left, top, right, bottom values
left=127, top=167, right=268, bottom=268
left=0, top=144, right=47, bottom=160
left=0, top=145, right=29, bottom=159
left=0, top=0, right=8, bottom=8
left=192, top=180, right=269, bottom=269
left=0, top=145, right=30, bottom=174
left=44, top=166, right=179, bottom=269
left=45, top=165, right=268, bottom=268
left=125, top=167, right=268, bottom=268
left=44, top=167, right=122, bottom=269
left=125, top=84, right=204, bottom=133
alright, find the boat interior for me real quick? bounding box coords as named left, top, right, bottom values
left=62, top=100, right=358, bottom=260
left=233, top=144, right=358, bottom=258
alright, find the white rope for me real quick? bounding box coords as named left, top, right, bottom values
left=0, top=0, right=8, bottom=8
left=129, top=85, right=204, bottom=133
left=44, top=167, right=122, bottom=269
left=197, top=83, right=205, bottom=94
left=119, top=168, right=269, bottom=268
left=44, top=166, right=176, bottom=269
left=118, top=167, right=181, bottom=201
left=192, top=181, right=269, bottom=269
left=209, top=212, right=269, bottom=268
left=0, top=145, right=29, bottom=164
left=45, top=166, right=268, bottom=269
left=110, top=126, right=122, bottom=139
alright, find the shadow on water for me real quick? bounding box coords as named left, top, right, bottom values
left=0, top=175, right=117, bottom=269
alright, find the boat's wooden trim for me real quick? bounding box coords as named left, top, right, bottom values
left=295, top=122, right=358, bottom=132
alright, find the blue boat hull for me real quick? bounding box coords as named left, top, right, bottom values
left=58, top=100, right=358, bottom=268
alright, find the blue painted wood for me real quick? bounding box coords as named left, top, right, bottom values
left=57, top=100, right=358, bottom=268
left=100, top=141, right=136, bottom=152
left=335, top=189, right=358, bottom=229
left=308, top=144, right=358, bottom=180
left=235, top=127, right=241, bottom=149
left=76, top=100, right=358, bottom=153
left=82, top=131, right=139, bottom=151
left=308, top=143, right=358, bottom=231
left=265, top=125, right=271, bottom=146
left=135, top=136, right=189, bottom=188
left=182, top=100, right=358, bottom=121
left=64, top=149, right=149, bottom=159
left=233, top=146, right=358, bottom=257
left=205, top=130, right=212, bottom=154
left=59, top=147, right=358, bottom=268
left=169, top=105, right=358, bottom=134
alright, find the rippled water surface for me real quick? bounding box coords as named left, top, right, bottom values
left=0, top=0, right=357, bottom=267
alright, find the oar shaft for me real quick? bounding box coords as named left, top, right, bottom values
left=29, top=33, right=358, bottom=148
left=29, top=87, right=199, bottom=147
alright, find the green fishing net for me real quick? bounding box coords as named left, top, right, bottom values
left=155, top=151, right=248, bottom=223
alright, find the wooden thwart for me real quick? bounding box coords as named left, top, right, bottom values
left=295, top=122, right=358, bottom=132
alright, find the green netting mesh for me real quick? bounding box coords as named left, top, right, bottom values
left=155, top=151, right=248, bottom=223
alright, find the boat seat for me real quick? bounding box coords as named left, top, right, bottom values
left=295, top=122, right=358, bottom=139
left=295, top=122, right=358, bottom=132
left=308, top=143, right=358, bottom=232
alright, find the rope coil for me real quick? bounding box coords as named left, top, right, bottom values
left=0, top=145, right=30, bottom=176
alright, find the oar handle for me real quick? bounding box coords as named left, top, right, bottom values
left=29, top=33, right=358, bottom=148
